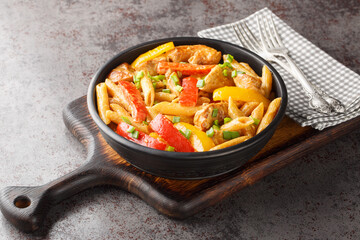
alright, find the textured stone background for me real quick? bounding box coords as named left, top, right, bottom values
left=0, top=0, right=359, bottom=239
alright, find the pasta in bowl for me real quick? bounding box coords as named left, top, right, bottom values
left=88, top=37, right=287, bottom=179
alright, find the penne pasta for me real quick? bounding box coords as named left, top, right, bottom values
left=251, top=102, right=264, bottom=122
left=239, top=62, right=260, bottom=78
left=96, top=83, right=111, bottom=124
left=261, top=65, right=272, bottom=98
left=210, top=136, right=251, bottom=151
left=228, top=96, right=245, bottom=118
left=256, top=98, right=281, bottom=134
left=154, top=92, right=177, bottom=102
left=146, top=106, right=159, bottom=120
left=220, top=117, right=254, bottom=131
left=240, top=102, right=259, bottom=116
left=151, top=102, right=201, bottom=116
left=165, top=115, right=194, bottom=124
left=140, top=74, right=155, bottom=106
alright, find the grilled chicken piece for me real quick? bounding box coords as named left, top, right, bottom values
left=135, top=56, right=167, bottom=76
left=212, top=129, right=226, bottom=145
left=108, top=63, right=134, bottom=83
left=194, top=102, right=228, bottom=131
left=166, top=45, right=221, bottom=65
left=233, top=73, right=262, bottom=91
left=199, top=65, right=235, bottom=93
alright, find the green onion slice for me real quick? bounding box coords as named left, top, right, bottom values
left=166, top=146, right=175, bottom=151
left=250, top=116, right=260, bottom=125
left=226, top=54, right=234, bottom=63
left=162, top=89, right=171, bottom=93
left=196, top=79, right=205, bottom=88
left=121, top=116, right=131, bottom=125
left=212, top=108, right=218, bottom=117
left=224, top=117, right=232, bottom=124
left=206, top=127, right=215, bottom=137
left=231, top=70, right=237, bottom=78
left=131, top=130, right=139, bottom=139
left=175, top=85, right=183, bottom=92
left=171, top=74, right=180, bottom=84
left=223, top=131, right=232, bottom=140
left=127, top=126, right=135, bottom=133
left=172, top=116, right=180, bottom=123
left=223, top=69, right=228, bottom=77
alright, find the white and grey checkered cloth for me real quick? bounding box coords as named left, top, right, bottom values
left=198, top=8, right=360, bottom=130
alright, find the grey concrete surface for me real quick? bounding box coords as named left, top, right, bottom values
left=0, top=0, right=359, bottom=239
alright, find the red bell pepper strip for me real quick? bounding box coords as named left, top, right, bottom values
left=150, top=114, right=195, bottom=152
left=157, top=62, right=215, bottom=75
left=179, top=77, right=198, bottom=107
left=117, top=81, right=148, bottom=122
left=116, top=122, right=167, bottom=150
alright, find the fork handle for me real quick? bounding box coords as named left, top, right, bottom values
left=283, top=55, right=346, bottom=113
left=272, top=55, right=342, bottom=114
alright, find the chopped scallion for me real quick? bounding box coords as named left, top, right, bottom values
left=213, top=119, right=219, bottom=126
left=171, top=74, right=180, bottom=84
left=179, top=130, right=186, bottom=138
left=136, top=71, right=144, bottom=80
left=231, top=70, right=237, bottom=78
left=131, top=130, right=139, bottom=139
left=250, top=116, right=260, bottom=125
left=224, top=117, right=232, bottom=124
left=162, top=89, right=171, bottom=93
left=212, top=108, right=218, bottom=117
left=175, top=85, right=183, bottom=92
left=223, top=131, right=232, bottom=140
left=121, top=116, right=131, bottom=125
left=184, top=129, right=191, bottom=139
left=153, top=82, right=157, bottom=89
left=226, top=54, right=234, bottom=63
left=196, top=79, right=205, bottom=88
left=231, top=131, right=240, bottom=139
left=127, top=126, right=135, bottom=133
left=142, top=121, right=149, bottom=125
left=166, top=146, right=175, bottom=151
left=172, top=116, right=180, bottom=123
left=213, top=125, right=220, bottom=130
left=135, top=82, right=141, bottom=89
left=206, top=127, right=215, bottom=137
left=223, top=69, right=228, bottom=77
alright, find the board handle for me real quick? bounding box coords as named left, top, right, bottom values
left=0, top=161, right=107, bottom=233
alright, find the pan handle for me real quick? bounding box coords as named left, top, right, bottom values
left=0, top=161, right=107, bottom=233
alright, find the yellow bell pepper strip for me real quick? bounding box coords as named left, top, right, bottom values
left=174, top=122, right=215, bottom=152
left=131, top=42, right=175, bottom=68
left=213, top=87, right=270, bottom=108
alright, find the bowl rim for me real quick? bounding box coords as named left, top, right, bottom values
left=87, top=37, right=287, bottom=161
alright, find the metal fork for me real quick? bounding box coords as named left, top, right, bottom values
left=232, top=15, right=346, bottom=114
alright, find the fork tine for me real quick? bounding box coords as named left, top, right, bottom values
left=268, top=14, right=285, bottom=47
left=240, top=23, right=261, bottom=51
left=232, top=25, right=247, bottom=48
left=256, top=15, right=269, bottom=50
left=263, top=15, right=278, bottom=48
left=233, top=24, right=258, bottom=52
left=241, top=22, right=262, bottom=51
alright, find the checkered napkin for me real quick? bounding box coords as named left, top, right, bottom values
left=198, top=7, right=360, bottom=130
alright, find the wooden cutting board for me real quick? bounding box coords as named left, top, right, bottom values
left=1, top=96, right=359, bottom=233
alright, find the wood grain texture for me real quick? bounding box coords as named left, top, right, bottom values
left=1, top=96, right=359, bottom=232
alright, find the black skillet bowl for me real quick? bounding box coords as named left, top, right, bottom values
left=87, top=37, right=287, bottom=180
